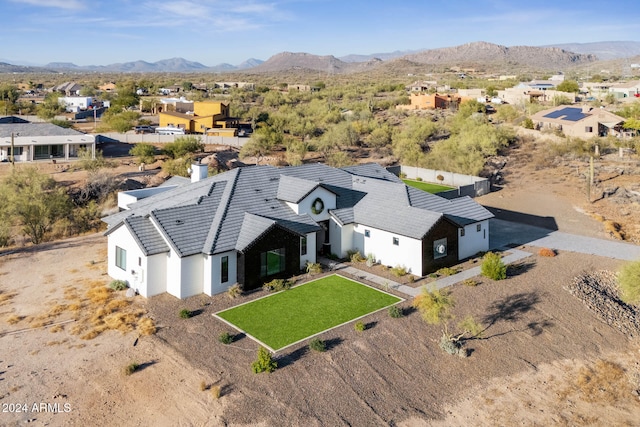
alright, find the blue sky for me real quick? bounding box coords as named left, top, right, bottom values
left=1, top=0, right=639, bottom=66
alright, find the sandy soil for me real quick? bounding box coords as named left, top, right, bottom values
left=1, top=137, right=640, bottom=426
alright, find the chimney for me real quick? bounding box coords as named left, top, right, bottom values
left=189, top=161, right=208, bottom=183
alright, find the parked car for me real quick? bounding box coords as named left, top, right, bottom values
left=134, top=125, right=155, bottom=134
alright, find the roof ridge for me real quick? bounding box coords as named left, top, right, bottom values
left=204, top=168, right=241, bottom=254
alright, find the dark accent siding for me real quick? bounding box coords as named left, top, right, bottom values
left=421, top=218, right=459, bottom=276
left=237, top=226, right=301, bottom=291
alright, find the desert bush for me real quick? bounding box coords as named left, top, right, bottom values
left=308, top=337, right=326, bottom=352
left=305, top=262, right=322, bottom=275
left=390, top=265, right=407, bottom=277
left=354, top=321, right=366, bottom=332
left=124, top=362, right=140, bottom=376
left=210, top=385, right=221, bottom=399
left=408, top=274, right=416, bottom=283
left=462, top=278, right=479, bottom=287
left=388, top=305, right=404, bottom=318
left=252, top=347, right=277, bottom=373
left=218, top=332, right=233, bottom=344
left=227, top=284, right=241, bottom=299
left=538, top=247, right=556, bottom=257
left=163, top=136, right=204, bottom=159
left=436, top=267, right=458, bottom=276
left=179, top=309, right=191, bottom=319
left=619, top=260, right=640, bottom=305
left=439, top=333, right=462, bottom=355
left=263, top=279, right=291, bottom=292
left=347, top=250, right=364, bottom=263
left=481, top=252, right=507, bottom=280
left=416, top=177, right=423, bottom=181
left=109, top=280, right=128, bottom=291
left=129, top=143, right=156, bottom=164
left=365, top=253, right=376, bottom=267
left=199, top=381, right=207, bottom=391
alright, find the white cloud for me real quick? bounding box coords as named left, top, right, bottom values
left=9, top=0, right=85, bottom=9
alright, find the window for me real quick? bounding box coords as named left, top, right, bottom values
left=433, top=238, right=447, bottom=260
left=460, top=228, right=465, bottom=237
left=364, top=229, right=370, bottom=238
left=115, top=246, right=127, bottom=270
left=392, top=237, right=399, bottom=246
left=138, top=257, right=141, bottom=266
left=477, top=224, right=482, bottom=232
left=221, top=256, right=229, bottom=283
left=300, top=237, right=307, bottom=256
left=585, top=126, right=593, bottom=133
left=260, top=248, right=285, bottom=277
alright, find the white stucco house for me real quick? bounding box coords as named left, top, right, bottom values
left=0, top=116, right=95, bottom=162
left=103, top=163, right=493, bottom=299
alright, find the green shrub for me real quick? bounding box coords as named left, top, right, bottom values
left=388, top=305, right=404, bottom=318
left=481, top=252, right=507, bottom=280
left=619, top=260, right=640, bottom=305
left=390, top=265, right=407, bottom=277
left=416, top=177, right=423, bottom=181
left=252, top=347, right=277, bottom=373
left=109, top=280, right=128, bottom=291
left=218, top=332, right=233, bottom=344
left=129, top=143, right=156, bottom=164
left=354, top=321, right=366, bottom=332
left=124, top=362, right=140, bottom=376
left=263, top=279, right=291, bottom=292
left=179, top=309, right=192, bottom=319
left=308, top=337, right=326, bottom=352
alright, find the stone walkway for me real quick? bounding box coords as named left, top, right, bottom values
left=321, top=248, right=533, bottom=298
left=320, top=218, right=640, bottom=299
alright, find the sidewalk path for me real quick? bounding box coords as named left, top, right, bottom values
left=321, top=248, right=532, bottom=298
left=319, top=219, right=640, bottom=299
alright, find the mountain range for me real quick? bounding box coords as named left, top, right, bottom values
left=1, top=41, right=639, bottom=74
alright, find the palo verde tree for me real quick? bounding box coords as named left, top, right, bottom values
left=0, top=167, right=72, bottom=244
left=618, top=260, right=640, bottom=305
left=412, top=286, right=483, bottom=356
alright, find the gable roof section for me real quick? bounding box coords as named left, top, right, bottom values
left=124, top=216, right=170, bottom=256
left=235, top=213, right=276, bottom=252
left=342, top=163, right=403, bottom=183
left=151, top=186, right=226, bottom=257
left=276, top=174, right=320, bottom=203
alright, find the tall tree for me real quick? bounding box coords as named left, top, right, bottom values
left=1, top=168, right=71, bottom=244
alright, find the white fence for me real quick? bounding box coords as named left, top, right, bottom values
left=388, top=165, right=491, bottom=198
left=97, top=132, right=247, bottom=148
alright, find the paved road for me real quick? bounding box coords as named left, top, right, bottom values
left=490, top=218, right=640, bottom=261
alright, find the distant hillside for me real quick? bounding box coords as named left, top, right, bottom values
left=400, top=42, right=598, bottom=71
left=249, top=52, right=363, bottom=74
left=4, top=40, right=637, bottom=75
left=543, top=41, right=640, bottom=60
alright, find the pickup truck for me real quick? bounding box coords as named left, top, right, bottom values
left=134, top=125, right=155, bottom=134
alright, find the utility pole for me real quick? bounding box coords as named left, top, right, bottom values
left=10, top=131, right=15, bottom=168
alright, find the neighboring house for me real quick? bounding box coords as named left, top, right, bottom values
left=398, top=93, right=463, bottom=110
left=52, top=82, right=83, bottom=96
left=99, top=82, right=117, bottom=93
left=0, top=116, right=95, bottom=162
left=498, top=83, right=575, bottom=106
left=610, top=80, right=640, bottom=99
left=158, top=101, right=239, bottom=136
left=530, top=106, right=626, bottom=138
left=58, top=96, right=93, bottom=113
left=103, top=163, right=493, bottom=299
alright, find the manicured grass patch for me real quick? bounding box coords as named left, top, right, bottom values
left=215, top=275, right=402, bottom=350
left=402, top=179, right=454, bottom=194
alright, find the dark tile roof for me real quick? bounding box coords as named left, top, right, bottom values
left=104, top=163, right=492, bottom=257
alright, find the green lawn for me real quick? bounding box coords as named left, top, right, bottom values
left=215, top=274, right=402, bottom=351
left=402, top=179, right=454, bottom=194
